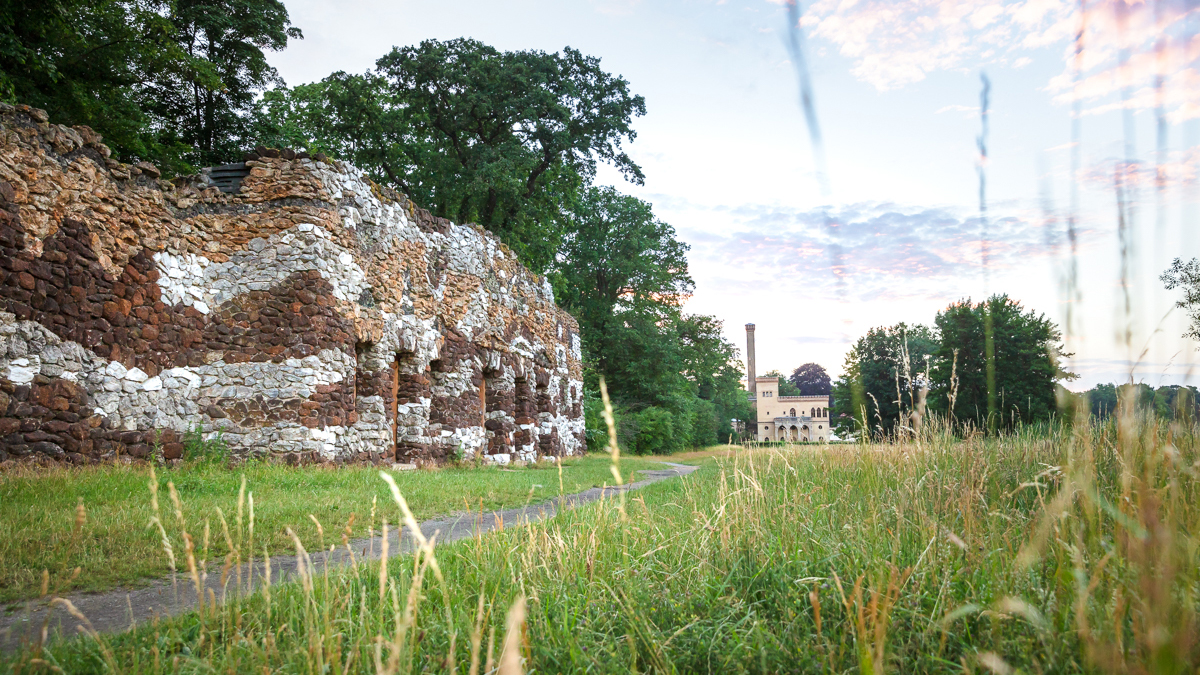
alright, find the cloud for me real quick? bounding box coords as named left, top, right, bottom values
left=800, top=0, right=1073, bottom=90
left=676, top=200, right=1075, bottom=301
left=796, top=0, right=1200, bottom=120
left=1078, top=147, right=1200, bottom=192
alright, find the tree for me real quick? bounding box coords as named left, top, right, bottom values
left=553, top=186, right=692, bottom=393
left=1162, top=257, right=1200, bottom=340
left=830, top=323, right=937, bottom=436
left=930, top=294, right=1074, bottom=430
left=553, top=187, right=746, bottom=450
left=253, top=38, right=646, bottom=272
left=789, top=363, right=831, bottom=396
left=143, top=0, right=301, bottom=171
left=0, top=0, right=301, bottom=173
left=0, top=0, right=178, bottom=162
left=764, top=370, right=801, bottom=396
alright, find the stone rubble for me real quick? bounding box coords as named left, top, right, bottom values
left=0, top=103, right=585, bottom=465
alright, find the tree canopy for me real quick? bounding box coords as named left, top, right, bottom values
left=830, top=323, right=936, bottom=435
left=789, top=363, right=831, bottom=396
left=931, top=295, right=1072, bottom=428
left=253, top=38, right=645, bottom=272
left=830, top=295, right=1073, bottom=437
left=0, top=0, right=300, bottom=173
left=553, top=187, right=750, bottom=453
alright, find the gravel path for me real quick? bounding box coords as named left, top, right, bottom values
left=0, top=462, right=697, bottom=652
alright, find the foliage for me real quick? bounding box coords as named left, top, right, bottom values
left=931, top=294, right=1073, bottom=430
left=833, top=296, right=1074, bottom=437
left=830, top=322, right=936, bottom=436
left=1073, top=381, right=1200, bottom=421
left=179, top=426, right=229, bottom=464
left=16, top=414, right=1200, bottom=673
left=142, top=0, right=301, bottom=171
left=252, top=39, right=645, bottom=272
left=0, top=0, right=300, bottom=173
left=554, top=187, right=747, bottom=451
left=764, top=369, right=801, bottom=396
left=789, top=362, right=831, bottom=396
left=0, top=0, right=177, bottom=163
left=1162, top=256, right=1200, bottom=340
left=633, top=406, right=676, bottom=455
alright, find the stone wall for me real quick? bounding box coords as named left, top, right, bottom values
left=0, top=104, right=585, bottom=465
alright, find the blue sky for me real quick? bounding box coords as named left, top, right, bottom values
left=269, top=0, right=1200, bottom=389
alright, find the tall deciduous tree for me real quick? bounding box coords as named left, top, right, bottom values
left=0, top=0, right=300, bottom=172
left=830, top=323, right=937, bottom=436
left=0, top=0, right=178, bottom=161
left=552, top=186, right=692, bottom=398
left=929, top=294, right=1073, bottom=429
left=253, top=38, right=646, bottom=272
left=144, top=0, right=301, bottom=170
left=789, top=363, right=831, bottom=396
left=553, top=187, right=749, bottom=449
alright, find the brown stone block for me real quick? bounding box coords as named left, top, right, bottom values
left=162, top=443, right=184, bottom=460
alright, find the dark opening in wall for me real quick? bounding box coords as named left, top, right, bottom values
left=354, top=341, right=374, bottom=412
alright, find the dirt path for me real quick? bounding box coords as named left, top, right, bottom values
left=0, top=462, right=698, bottom=652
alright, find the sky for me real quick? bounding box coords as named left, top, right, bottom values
left=267, top=0, right=1200, bottom=390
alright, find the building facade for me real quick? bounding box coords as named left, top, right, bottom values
left=752, top=376, right=831, bottom=442
left=743, top=323, right=830, bottom=442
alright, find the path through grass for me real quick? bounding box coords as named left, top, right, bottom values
left=0, top=454, right=666, bottom=604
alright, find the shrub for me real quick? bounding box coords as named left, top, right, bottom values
left=634, top=406, right=676, bottom=455
left=690, top=398, right=719, bottom=447
left=181, top=426, right=230, bottom=464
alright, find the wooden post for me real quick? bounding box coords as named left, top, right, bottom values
left=391, top=357, right=400, bottom=459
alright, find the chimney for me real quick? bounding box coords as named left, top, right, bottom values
left=745, top=323, right=757, bottom=398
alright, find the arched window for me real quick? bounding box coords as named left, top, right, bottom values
left=789, top=408, right=795, bottom=416
left=810, top=407, right=815, bottom=417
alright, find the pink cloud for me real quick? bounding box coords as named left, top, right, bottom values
left=798, top=0, right=1200, bottom=120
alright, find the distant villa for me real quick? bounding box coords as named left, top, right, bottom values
left=744, top=324, right=831, bottom=442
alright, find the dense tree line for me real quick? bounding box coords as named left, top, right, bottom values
left=831, top=295, right=1075, bottom=437
left=1068, top=382, right=1199, bottom=422
left=1, top=4, right=747, bottom=453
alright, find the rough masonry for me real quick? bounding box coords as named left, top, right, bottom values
left=0, top=104, right=585, bottom=465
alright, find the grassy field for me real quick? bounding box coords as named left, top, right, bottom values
left=0, top=454, right=669, bottom=604
left=8, top=412, right=1200, bottom=673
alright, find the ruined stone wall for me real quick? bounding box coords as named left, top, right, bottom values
left=0, top=104, right=585, bottom=465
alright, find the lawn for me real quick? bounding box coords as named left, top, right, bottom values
left=0, top=453, right=669, bottom=604
left=8, top=416, right=1199, bottom=673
